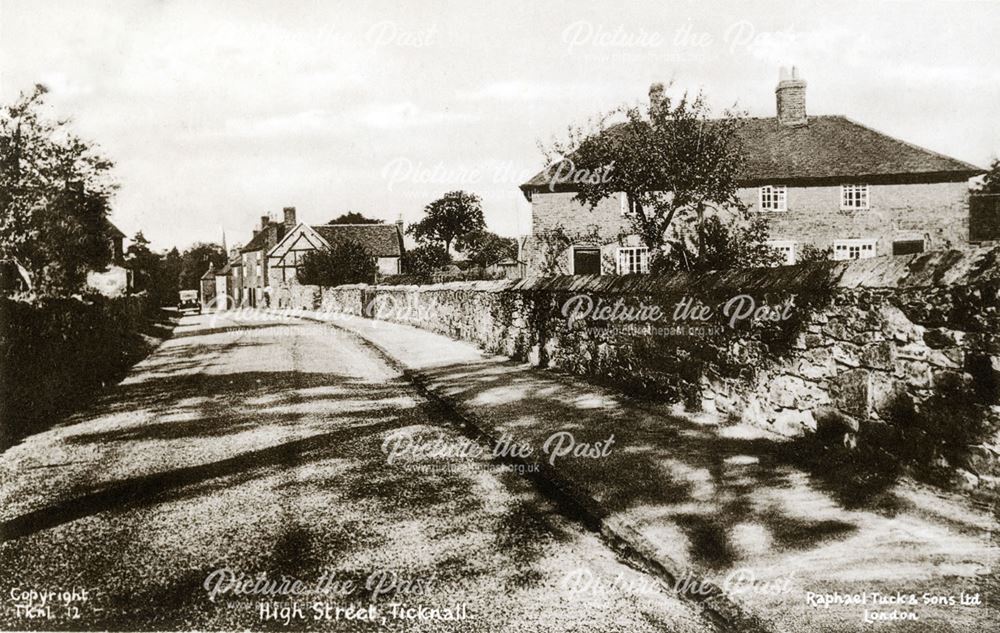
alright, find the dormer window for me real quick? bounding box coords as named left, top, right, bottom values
left=840, top=184, right=869, bottom=210
left=759, top=185, right=787, bottom=212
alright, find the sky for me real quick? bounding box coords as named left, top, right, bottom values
left=1, top=0, right=998, bottom=251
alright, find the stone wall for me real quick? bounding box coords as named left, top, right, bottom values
left=525, top=182, right=971, bottom=274
left=291, top=248, right=1000, bottom=442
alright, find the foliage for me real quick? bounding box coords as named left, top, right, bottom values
left=455, top=230, right=517, bottom=267
left=297, top=240, right=376, bottom=286
left=543, top=83, right=750, bottom=270
left=401, top=243, right=452, bottom=274
left=327, top=211, right=383, bottom=225
left=533, top=224, right=604, bottom=276
left=657, top=212, right=783, bottom=273
left=125, top=232, right=185, bottom=307
left=407, top=190, right=485, bottom=253
left=981, top=158, right=1000, bottom=194
left=178, top=242, right=227, bottom=291
left=0, top=84, right=119, bottom=296
left=0, top=295, right=151, bottom=449
left=797, top=243, right=833, bottom=264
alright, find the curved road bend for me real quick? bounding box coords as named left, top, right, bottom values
left=0, top=311, right=717, bottom=632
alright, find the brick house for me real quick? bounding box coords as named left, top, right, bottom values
left=240, top=209, right=292, bottom=307
left=519, top=68, right=985, bottom=274
left=267, top=219, right=404, bottom=306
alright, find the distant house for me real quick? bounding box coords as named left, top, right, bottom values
left=86, top=220, right=130, bottom=297
left=520, top=68, right=985, bottom=274
left=199, top=264, right=216, bottom=309
left=240, top=208, right=293, bottom=307
left=227, top=247, right=243, bottom=308
left=267, top=219, right=404, bottom=303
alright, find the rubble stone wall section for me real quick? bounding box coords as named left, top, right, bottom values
left=291, top=248, right=1000, bottom=440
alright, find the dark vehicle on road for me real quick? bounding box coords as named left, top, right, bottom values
left=177, top=289, right=201, bottom=314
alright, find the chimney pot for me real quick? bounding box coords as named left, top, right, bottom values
left=775, top=67, right=807, bottom=126
left=282, top=206, right=296, bottom=228
left=260, top=215, right=270, bottom=229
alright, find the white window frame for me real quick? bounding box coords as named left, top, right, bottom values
left=766, top=240, right=796, bottom=265
left=616, top=246, right=649, bottom=274
left=758, top=185, right=787, bottom=212
left=840, top=184, right=870, bottom=210
left=833, top=238, right=877, bottom=261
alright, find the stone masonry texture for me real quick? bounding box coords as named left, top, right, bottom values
left=524, top=182, right=971, bottom=274
left=289, top=247, right=1000, bottom=449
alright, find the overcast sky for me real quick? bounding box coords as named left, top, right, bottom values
left=2, top=0, right=998, bottom=250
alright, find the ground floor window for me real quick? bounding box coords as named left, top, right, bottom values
left=766, top=240, right=796, bottom=265
left=572, top=247, right=601, bottom=275
left=833, top=238, right=877, bottom=260
left=616, top=246, right=649, bottom=274
left=892, top=239, right=925, bottom=256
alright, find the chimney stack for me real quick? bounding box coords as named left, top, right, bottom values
left=283, top=206, right=296, bottom=228
left=260, top=215, right=270, bottom=230
left=775, top=66, right=807, bottom=126
left=396, top=214, right=404, bottom=233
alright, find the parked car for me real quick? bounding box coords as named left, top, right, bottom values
left=177, top=289, right=201, bottom=314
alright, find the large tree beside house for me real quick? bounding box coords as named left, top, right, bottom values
left=178, top=242, right=226, bottom=291
left=541, top=82, right=778, bottom=272
left=408, top=190, right=485, bottom=254
left=0, top=84, right=121, bottom=295
left=327, top=211, right=382, bottom=224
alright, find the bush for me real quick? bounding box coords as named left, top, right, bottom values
left=401, top=243, right=451, bottom=275
left=0, top=295, right=150, bottom=449
left=298, top=241, right=376, bottom=286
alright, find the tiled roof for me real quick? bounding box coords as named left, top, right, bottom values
left=312, top=224, right=403, bottom=257
left=521, top=115, right=983, bottom=192
left=241, top=229, right=271, bottom=253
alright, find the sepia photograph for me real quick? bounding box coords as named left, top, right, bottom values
left=0, top=1, right=997, bottom=631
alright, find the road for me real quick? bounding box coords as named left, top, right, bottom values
left=0, top=312, right=716, bottom=632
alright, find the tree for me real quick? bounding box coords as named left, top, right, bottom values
left=298, top=241, right=377, bottom=285
left=125, top=231, right=158, bottom=292
left=178, top=242, right=226, bottom=291
left=456, top=230, right=517, bottom=267
left=0, top=84, right=119, bottom=295
left=401, top=244, right=451, bottom=274
left=659, top=213, right=783, bottom=271
left=327, top=211, right=383, bottom=225
left=544, top=83, right=756, bottom=272
left=981, top=158, right=1000, bottom=194
left=407, top=190, right=485, bottom=253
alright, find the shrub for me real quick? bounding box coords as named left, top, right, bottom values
left=401, top=244, right=451, bottom=275
left=298, top=240, right=376, bottom=286
left=0, top=295, right=150, bottom=449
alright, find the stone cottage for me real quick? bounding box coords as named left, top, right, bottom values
left=519, top=68, right=985, bottom=275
